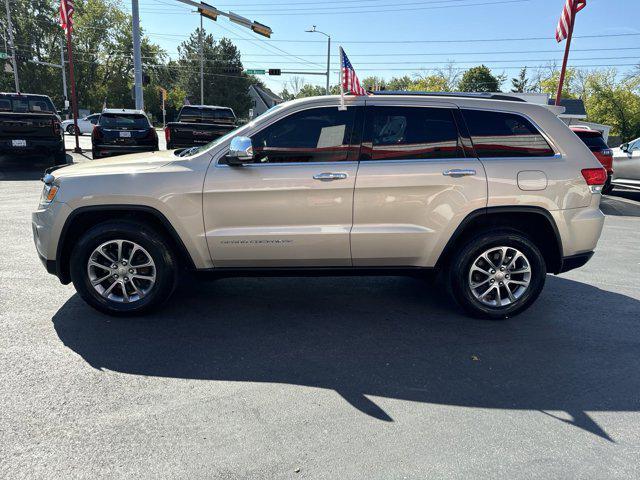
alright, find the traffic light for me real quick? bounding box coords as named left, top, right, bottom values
left=198, top=2, right=218, bottom=21
left=251, top=21, right=272, bottom=38
left=268, top=69, right=281, bottom=76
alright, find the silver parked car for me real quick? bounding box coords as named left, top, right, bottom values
left=33, top=93, right=606, bottom=319
left=611, top=138, right=640, bottom=191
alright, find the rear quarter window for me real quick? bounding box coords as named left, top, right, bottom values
left=462, top=109, right=555, bottom=158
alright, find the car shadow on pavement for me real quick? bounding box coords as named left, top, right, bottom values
left=52, top=275, right=640, bottom=442
left=0, top=154, right=71, bottom=181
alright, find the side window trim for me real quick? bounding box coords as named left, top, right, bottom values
left=359, top=104, right=467, bottom=162
left=461, top=108, right=559, bottom=159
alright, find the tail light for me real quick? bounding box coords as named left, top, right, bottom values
left=52, top=119, right=61, bottom=136
left=146, top=128, right=158, bottom=141
left=92, top=125, right=103, bottom=141
left=581, top=168, right=607, bottom=193
left=164, top=127, right=170, bottom=144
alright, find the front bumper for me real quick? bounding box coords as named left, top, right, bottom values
left=32, top=201, right=72, bottom=281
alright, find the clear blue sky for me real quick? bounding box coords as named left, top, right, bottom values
left=128, top=0, right=640, bottom=94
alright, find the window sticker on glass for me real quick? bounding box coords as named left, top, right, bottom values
left=317, top=125, right=346, bottom=148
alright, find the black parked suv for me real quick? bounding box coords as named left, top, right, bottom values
left=91, top=109, right=158, bottom=158
left=0, top=92, right=65, bottom=165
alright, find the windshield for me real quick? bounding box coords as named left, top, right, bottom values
left=0, top=96, right=56, bottom=113
left=574, top=131, right=608, bottom=150
left=100, top=113, right=151, bottom=130
left=176, top=103, right=286, bottom=157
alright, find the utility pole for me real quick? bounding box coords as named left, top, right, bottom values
left=4, top=0, right=19, bottom=92
left=305, top=26, right=331, bottom=95
left=199, top=14, right=204, bottom=105
left=132, top=0, right=144, bottom=110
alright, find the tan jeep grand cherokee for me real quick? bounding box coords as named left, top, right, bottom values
left=32, top=93, right=606, bottom=319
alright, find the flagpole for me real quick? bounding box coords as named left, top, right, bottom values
left=555, top=2, right=577, bottom=107
left=65, top=26, right=82, bottom=153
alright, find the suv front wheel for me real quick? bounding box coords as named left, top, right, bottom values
left=447, top=229, right=547, bottom=319
left=70, top=221, right=178, bottom=316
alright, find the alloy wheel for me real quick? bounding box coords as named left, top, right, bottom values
left=87, top=239, right=156, bottom=303
left=468, top=246, right=532, bottom=307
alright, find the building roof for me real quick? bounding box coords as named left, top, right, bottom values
left=250, top=84, right=283, bottom=108
left=548, top=98, right=587, bottom=117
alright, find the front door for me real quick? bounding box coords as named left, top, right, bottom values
left=203, top=105, right=361, bottom=268
left=351, top=101, right=487, bottom=267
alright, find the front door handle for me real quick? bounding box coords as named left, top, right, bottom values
left=313, top=172, right=348, bottom=181
left=443, top=169, right=476, bottom=177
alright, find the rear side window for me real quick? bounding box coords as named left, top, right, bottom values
left=462, top=109, right=554, bottom=158
left=179, top=106, right=235, bottom=122
left=573, top=131, right=608, bottom=151
left=362, top=106, right=463, bottom=160
left=0, top=96, right=55, bottom=113
left=99, top=114, right=150, bottom=130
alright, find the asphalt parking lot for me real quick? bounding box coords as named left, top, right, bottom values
left=1, top=150, right=640, bottom=479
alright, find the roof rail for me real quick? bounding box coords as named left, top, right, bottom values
left=370, top=91, right=526, bottom=102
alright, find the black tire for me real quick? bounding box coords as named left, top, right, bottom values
left=447, top=229, right=546, bottom=320
left=53, top=150, right=68, bottom=166
left=66, top=124, right=77, bottom=135
left=91, top=148, right=100, bottom=159
left=601, top=176, right=613, bottom=195
left=70, top=221, right=178, bottom=316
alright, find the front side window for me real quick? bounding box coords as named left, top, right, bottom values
left=88, top=115, right=100, bottom=125
left=361, top=106, right=463, bottom=161
left=250, top=107, right=356, bottom=163
left=462, top=109, right=554, bottom=158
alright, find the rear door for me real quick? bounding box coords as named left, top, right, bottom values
left=351, top=100, right=487, bottom=267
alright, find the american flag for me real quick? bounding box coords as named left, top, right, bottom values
left=340, top=47, right=367, bottom=96
left=555, top=0, right=586, bottom=42
left=60, top=0, right=75, bottom=33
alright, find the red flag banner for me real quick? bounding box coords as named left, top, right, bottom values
left=555, top=0, right=586, bottom=42
left=60, top=0, right=75, bottom=33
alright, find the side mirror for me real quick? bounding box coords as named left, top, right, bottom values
left=620, top=143, right=629, bottom=152
left=226, top=136, right=254, bottom=166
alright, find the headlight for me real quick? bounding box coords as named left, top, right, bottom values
left=39, top=184, right=60, bottom=205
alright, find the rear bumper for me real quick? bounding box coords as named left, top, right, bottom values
left=558, top=251, right=594, bottom=273
left=0, top=137, right=64, bottom=153
left=92, top=144, right=158, bottom=158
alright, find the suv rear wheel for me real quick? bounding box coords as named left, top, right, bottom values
left=447, top=229, right=546, bottom=319
left=70, top=221, right=178, bottom=316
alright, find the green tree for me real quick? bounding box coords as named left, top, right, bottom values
left=536, top=67, right=578, bottom=99
left=409, top=75, right=450, bottom=92
left=386, top=75, right=413, bottom=91
left=458, top=65, right=502, bottom=92
left=511, top=67, right=531, bottom=93
left=583, top=70, right=640, bottom=141
left=174, top=30, right=252, bottom=117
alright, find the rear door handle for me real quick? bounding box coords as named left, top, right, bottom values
left=443, top=169, right=476, bottom=177
left=313, top=172, right=348, bottom=181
